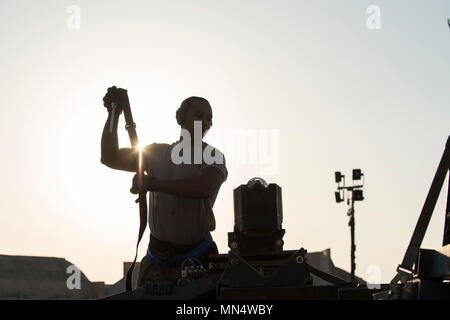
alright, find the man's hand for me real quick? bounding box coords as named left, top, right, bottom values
left=130, top=173, right=157, bottom=194
left=102, top=86, right=129, bottom=113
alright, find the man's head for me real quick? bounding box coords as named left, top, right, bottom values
left=176, top=96, right=212, bottom=138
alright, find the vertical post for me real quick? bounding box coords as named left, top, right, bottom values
left=348, top=197, right=356, bottom=283
left=443, top=160, right=449, bottom=246
left=442, top=136, right=449, bottom=246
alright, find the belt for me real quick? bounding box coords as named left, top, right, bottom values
left=147, top=233, right=213, bottom=267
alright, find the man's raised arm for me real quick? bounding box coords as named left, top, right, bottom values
left=100, top=86, right=139, bottom=172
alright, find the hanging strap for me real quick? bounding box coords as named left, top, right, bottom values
left=125, top=191, right=147, bottom=291
left=390, top=135, right=449, bottom=288
left=125, top=150, right=147, bottom=291
left=118, top=94, right=148, bottom=292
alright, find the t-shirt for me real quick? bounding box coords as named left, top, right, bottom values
left=142, top=141, right=228, bottom=245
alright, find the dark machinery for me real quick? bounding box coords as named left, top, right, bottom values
left=103, top=177, right=387, bottom=300
left=374, top=135, right=450, bottom=300
left=103, top=133, right=450, bottom=300
left=101, top=90, right=449, bottom=299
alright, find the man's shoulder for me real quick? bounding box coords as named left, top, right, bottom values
left=205, top=144, right=226, bottom=167
left=203, top=142, right=226, bottom=157
left=201, top=142, right=228, bottom=181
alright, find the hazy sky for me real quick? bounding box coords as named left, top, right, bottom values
left=1, top=0, right=449, bottom=285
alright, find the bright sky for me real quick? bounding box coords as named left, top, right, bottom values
left=0, top=0, right=449, bottom=285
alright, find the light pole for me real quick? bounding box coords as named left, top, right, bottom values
left=334, top=169, right=365, bottom=283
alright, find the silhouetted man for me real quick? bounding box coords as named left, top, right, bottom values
left=101, top=87, right=227, bottom=286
